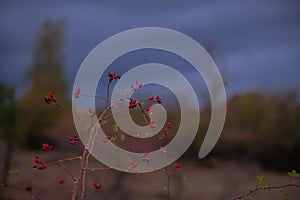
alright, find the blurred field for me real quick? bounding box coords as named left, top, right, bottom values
left=1, top=142, right=299, bottom=200
left=1, top=89, right=300, bottom=199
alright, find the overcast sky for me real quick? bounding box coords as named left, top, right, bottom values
left=0, top=0, right=300, bottom=98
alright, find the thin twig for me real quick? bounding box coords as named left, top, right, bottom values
left=55, top=102, right=72, bottom=116
left=46, top=156, right=81, bottom=166
left=82, top=167, right=111, bottom=171
left=80, top=190, right=97, bottom=200
left=106, top=83, right=110, bottom=108
left=78, top=103, right=112, bottom=199
left=71, top=148, right=87, bottom=200
left=137, top=101, right=162, bottom=147
left=80, top=93, right=110, bottom=102
left=55, top=102, right=86, bottom=122
left=165, top=167, right=171, bottom=197
left=80, top=152, right=91, bottom=199
left=232, top=184, right=300, bottom=200
left=48, top=152, right=76, bottom=179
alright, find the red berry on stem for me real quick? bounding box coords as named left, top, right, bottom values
left=167, top=122, right=172, bottom=129
left=41, top=143, right=53, bottom=151
left=93, top=181, right=102, bottom=189
left=42, top=144, right=49, bottom=151
left=174, top=163, right=181, bottom=169
left=113, top=73, right=119, bottom=79
left=155, top=96, right=162, bottom=104
left=58, top=178, right=65, bottom=184
left=163, top=128, right=168, bottom=136
left=26, top=186, right=32, bottom=192
left=148, top=96, right=154, bottom=101
left=44, top=96, right=52, bottom=104
left=74, top=87, right=81, bottom=98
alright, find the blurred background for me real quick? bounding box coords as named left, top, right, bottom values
left=0, top=0, right=300, bottom=199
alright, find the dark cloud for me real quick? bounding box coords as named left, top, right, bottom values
left=0, top=0, right=300, bottom=97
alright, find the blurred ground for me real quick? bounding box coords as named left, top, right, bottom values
left=0, top=143, right=299, bottom=200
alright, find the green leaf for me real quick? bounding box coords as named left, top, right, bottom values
left=255, top=175, right=271, bottom=189
left=111, top=136, right=116, bottom=142
left=256, top=176, right=265, bottom=181
left=280, top=188, right=290, bottom=200
left=246, top=195, right=252, bottom=200
left=287, top=169, right=300, bottom=178
left=113, top=124, right=118, bottom=133
left=120, top=134, right=125, bottom=141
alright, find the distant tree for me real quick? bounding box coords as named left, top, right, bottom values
left=19, top=20, right=68, bottom=147
left=26, top=19, right=67, bottom=93
left=213, top=91, right=300, bottom=170
left=0, top=84, right=18, bottom=185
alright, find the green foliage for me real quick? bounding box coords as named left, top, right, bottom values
left=111, top=124, right=125, bottom=142
left=245, top=196, right=252, bottom=200
left=287, top=169, right=300, bottom=178
left=0, top=84, right=20, bottom=145
left=234, top=170, right=300, bottom=200
left=279, top=188, right=289, bottom=200
left=287, top=169, right=299, bottom=184
left=211, top=91, right=300, bottom=170
left=113, top=124, right=119, bottom=133
left=255, top=176, right=271, bottom=189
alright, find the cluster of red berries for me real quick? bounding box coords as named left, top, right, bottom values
left=108, top=72, right=120, bottom=83
left=167, top=122, right=172, bottom=128
left=163, top=128, right=168, bottom=136
left=74, top=87, right=81, bottom=98
left=148, top=119, right=155, bottom=128
left=42, top=143, right=53, bottom=151
left=148, top=95, right=162, bottom=104
left=130, top=160, right=138, bottom=168
left=130, top=80, right=142, bottom=92
left=155, top=96, right=162, bottom=104
left=45, top=89, right=56, bottom=104
left=171, top=163, right=181, bottom=177
left=68, top=136, right=80, bottom=145
left=163, top=122, right=172, bottom=136
left=129, top=99, right=138, bottom=109
left=32, top=155, right=47, bottom=170
left=128, top=95, right=163, bottom=111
